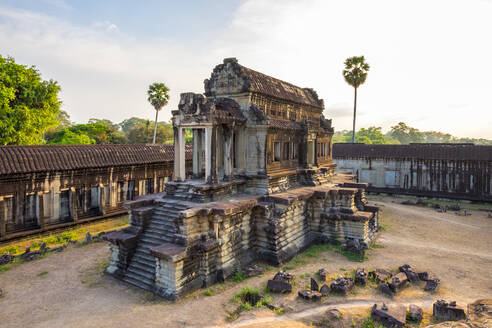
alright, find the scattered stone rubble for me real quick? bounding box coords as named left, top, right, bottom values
left=298, top=290, right=322, bottom=301
left=318, top=268, right=327, bottom=281
left=371, top=303, right=407, bottom=328
left=310, top=278, right=319, bottom=292
left=355, top=268, right=367, bottom=286
left=433, top=300, right=467, bottom=322
left=267, top=271, right=293, bottom=293
left=369, top=269, right=392, bottom=283
left=0, top=230, right=111, bottom=266
left=408, top=304, right=423, bottom=322
left=330, top=276, right=354, bottom=295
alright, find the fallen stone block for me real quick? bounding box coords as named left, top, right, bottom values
left=298, top=290, right=322, bottom=301
left=0, top=254, right=15, bottom=265
left=371, top=303, right=406, bottom=328
left=408, top=304, right=423, bottom=322
left=320, top=284, right=330, bottom=296
left=84, top=232, right=92, bottom=244
left=433, top=300, right=466, bottom=321
left=355, top=268, right=367, bottom=286
left=388, top=272, right=408, bottom=293
left=425, top=278, right=440, bottom=292
left=330, top=276, right=354, bottom=295
left=243, top=265, right=265, bottom=277
left=369, top=269, right=392, bottom=283
left=273, top=271, right=294, bottom=282
left=311, top=278, right=319, bottom=292
left=318, top=268, right=327, bottom=281
left=377, top=284, right=394, bottom=298
left=39, top=243, right=48, bottom=254
left=267, top=279, right=292, bottom=293
left=398, top=264, right=419, bottom=282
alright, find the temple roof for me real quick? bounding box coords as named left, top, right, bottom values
left=333, top=143, right=492, bottom=161
left=205, top=58, right=324, bottom=109
left=0, top=144, right=192, bottom=175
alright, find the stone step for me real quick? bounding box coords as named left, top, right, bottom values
left=148, top=218, right=177, bottom=229
left=123, top=273, right=153, bottom=291
left=132, top=251, right=154, bottom=263
left=128, top=266, right=155, bottom=282
left=129, top=256, right=155, bottom=272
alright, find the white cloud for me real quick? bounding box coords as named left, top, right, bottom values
left=0, top=1, right=491, bottom=138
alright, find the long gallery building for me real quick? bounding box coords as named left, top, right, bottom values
left=0, top=144, right=192, bottom=241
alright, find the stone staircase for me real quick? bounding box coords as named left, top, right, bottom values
left=122, top=199, right=192, bottom=291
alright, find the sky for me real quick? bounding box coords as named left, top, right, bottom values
left=1, top=0, right=491, bottom=139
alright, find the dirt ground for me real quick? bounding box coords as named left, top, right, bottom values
left=0, top=196, right=491, bottom=328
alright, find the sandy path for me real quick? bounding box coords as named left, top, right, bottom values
left=0, top=197, right=491, bottom=328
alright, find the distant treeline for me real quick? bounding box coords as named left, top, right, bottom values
left=44, top=113, right=177, bottom=145
left=333, top=122, right=492, bottom=145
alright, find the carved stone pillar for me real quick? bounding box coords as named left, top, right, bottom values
left=174, top=127, right=186, bottom=181
left=223, top=127, right=234, bottom=181
left=192, top=129, right=199, bottom=177
left=208, top=126, right=219, bottom=184
left=205, top=127, right=212, bottom=183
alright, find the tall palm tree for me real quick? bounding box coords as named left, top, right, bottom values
left=147, top=82, right=170, bottom=144
left=343, top=56, right=370, bottom=143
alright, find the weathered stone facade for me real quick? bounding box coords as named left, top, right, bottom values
left=334, top=143, right=492, bottom=202
left=0, top=144, right=191, bottom=241
left=105, top=59, right=380, bottom=300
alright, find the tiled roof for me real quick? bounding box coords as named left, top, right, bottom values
left=333, top=143, right=492, bottom=161
left=0, top=144, right=192, bottom=175
left=239, top=65, right=323, bottom=109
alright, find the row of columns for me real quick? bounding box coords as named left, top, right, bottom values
left=174, top=125, right=235, bottom=184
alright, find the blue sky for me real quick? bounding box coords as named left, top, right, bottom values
left=1, top=0, right=491, bottom=139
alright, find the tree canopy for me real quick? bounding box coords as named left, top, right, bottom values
left=343, top=56, right=370, bottom=89
left=0, top=55, right=61, bottom=145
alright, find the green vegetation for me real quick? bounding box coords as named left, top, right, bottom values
left=361, top=317, right=384, bottom=328
left=228, top=286, right=273, bottom=321
left=147, top=82, right=170, bottom=144
left=0, top=55, right=61, bottom=145
left=203, top=288, right=214, bottom=296
left=0, top=264, right=11, bottom=272
left=343, top=55, right=370, bottom=143
left=229, top=270, right=246, bottom=283
left=333, top=122, right=492, bottom=145
left=38, top=271, right=48, bottom=277
left=0, top=215, right=129, bottom=256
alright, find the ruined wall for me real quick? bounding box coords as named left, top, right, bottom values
left=111, top=184, right=379, bottom=299
left=333, top=144, right=492, bottom=202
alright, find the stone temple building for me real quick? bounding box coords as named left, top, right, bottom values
left=0, top=144, right=191, bottom=242
left=105, top=58, right=379, bottom=299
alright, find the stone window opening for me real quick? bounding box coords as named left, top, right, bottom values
left=103, top=185, right=110, bottom=205
left=1, top=196, right=15, bottom=233
left=24, top=193, right=38, bottom=228
left=89, top=186, right=100, bottom=209
left=127, top=180, right=135, bottom=200
left=282, top=142, right=290, bottom=160
left=118, top=182, right=126, bottom=202
left=59, top=189, right=71, bottom=221
left=273, top=142, right=281, bottom=162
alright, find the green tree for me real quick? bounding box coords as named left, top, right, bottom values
left=126, top=120, right=173, bottom=144
left=0, top=55, right=61, bottom=145
left=47, top=121, right=126, bottom=145
left=119, top=117, right=148, bottom=134
left=387, top=122, right=424, bottom=144
left=343, top=56, right=370, bottom=143
left=147, top=82, right=170, bottom=144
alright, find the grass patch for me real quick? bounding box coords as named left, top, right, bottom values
left=0, top=215, right=129, bottom=256
left=361, top=316, right=384, bottom=328
left=227, top=286, right=274, bottom=321
left=38, top=271, right=48, bottom=277
left=0, top=264, right=11, bottom=273
left=228, top=270, right=246, bottom=283
left=204, top=288, right=214, bottom=296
